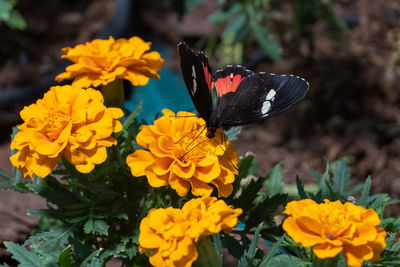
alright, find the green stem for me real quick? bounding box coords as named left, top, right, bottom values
left=100, top=78, right=125, bottom=108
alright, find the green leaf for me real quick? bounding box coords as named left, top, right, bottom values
left=222, top=13, right=247, bottom=41
left=245, top=193, right=287, bottom=230
left=5, top=241, right=43, bottom=267
left=233, top=177, right=264, bottom=211
left=0, top=0, right=13, bottom=20
left=265, top=164, right=283, bottom=197
left=237, top=155, right=258, bottom=179
left=10, top=126, right=22, bottom=181
left=296, top=175, right=308, bottom=199
left=208, top=3, right=242, bottom=23
left=81, top=250, right=101, bottom=266
left=88, top=257, right=103, bottom=267
left=122, top=101, right=142, bottom=130
left=266, top=254, right=309, bottom=267
left=332, top=160, right=349, bottom=197
left=357, top=176, right=371, bottom=206
left=238, top=225, right=262, bottom=267
left=250, top=20, right=282, bottom=61
left=221, top=234, right=245, bottom=260
left=92, top=220, right=110, bottom=235
left=212, top=234, right=222, bottom=266
left=24, top=225, right=75, bottom=254
left=57, top=246, right=72, bottom=267
left=259, top=235, right=285, bottom=266
left=7, top=9, right=26, bottom=30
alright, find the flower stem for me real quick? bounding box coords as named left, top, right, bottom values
left=100, top=78, right=125, bottom=108
left=312, top=254, right=339, bottom=267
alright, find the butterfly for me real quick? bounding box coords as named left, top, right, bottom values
left=177, top=42, right=309, bottom=139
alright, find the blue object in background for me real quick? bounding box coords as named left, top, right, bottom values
left=125, top=41, right=196, bottom=123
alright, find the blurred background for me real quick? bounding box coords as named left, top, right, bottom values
left=1, top=0, right=400, bottom=264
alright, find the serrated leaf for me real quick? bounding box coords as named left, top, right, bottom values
left=357, top=176, right=371, bottom=206
left=296, top=176, right=308, bottom=199
left=332, top=161, right=349, bottom=197
left=238, top=225, right=262, bottom=267
left=237, top=155, right=258, bottom=179
left=69, top=236, right=91, bottom=260
left=266, top=254, right=308, bottom=267
left=81, top=250, right=101, bottom=266
left=265, top=164, right=283, bottom=197
left=24, top=225, right=74, bottom=254
left=57, top=246, right=72, bottom=267
left=212, top=234, right=222, bottom=266
left=233, top=177, right=264, bottom=212
left=308, top=169, right=321, bottom=183
left=92, top=220, right=109, bottom=235
left=5, top=241, right=43, bottom=267
left=88, top=257, right=103, bottom=267
left=250, top=21, right=281, bottom=61
left=259, top=235, right=285, bottom=266
left=245, top=194, right=287, bottom=230
left=221, top=234, right=245, bottom=260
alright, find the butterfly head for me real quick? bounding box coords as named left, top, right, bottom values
left=206, top=127, right=216, bottom=139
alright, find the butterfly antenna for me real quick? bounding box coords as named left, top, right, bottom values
left=168, top=115, right=198, bottom=118
left=180, top=138, right=209, bottom=161
left=175, top=123, right=206, bottom=144
left=211, top=137, right=239, bottom=171
left=185, top=124, right=207, bottom=150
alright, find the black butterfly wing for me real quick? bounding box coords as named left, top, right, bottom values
left=178, top=42, right=213, bottom=123
left=216, top=73, right=309, bottom=127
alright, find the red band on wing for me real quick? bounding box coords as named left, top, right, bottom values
left=214, top=73, right=244, bottom=97
left=201, top=62, right=213, bottom=91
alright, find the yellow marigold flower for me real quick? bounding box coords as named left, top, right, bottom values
left=55, top=36, right=164, bottom=88
left=282, top=199, right=387, bottom=267
left=139, top=197, right=242, bottom=267
left=126, top=109, right=238, bottom=197
left=10, top=85, right=123, bottom=178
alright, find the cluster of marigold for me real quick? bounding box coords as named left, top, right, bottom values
left=9, top=36, right=386, bottom=267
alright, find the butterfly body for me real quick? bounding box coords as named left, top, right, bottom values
left=178, top=43, right=309, bottom=139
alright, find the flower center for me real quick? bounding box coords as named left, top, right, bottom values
left=44, top=109, right=71, bottom=141
left=179, top=135, right=211, bottom=163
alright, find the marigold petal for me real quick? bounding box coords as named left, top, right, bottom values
left=194, top=161, right=221, bottom=183
left=145, top=171, right=169, bottom=187
left=211, top=180, right=233, bottom=197
left=189, top=179, right=214, bottom=197
left=172, top=161, right=195, bottom=178
left=313, top=243, right=343, bottom=259
left=169, top=173, right=190, bottom=197
left=343, top=245, right=373, bottom=267
left=126, top=150, right=156, bottom=177
left=152, top=157, right=173, bottom=176
left=121, top=70, right=150, bottom=86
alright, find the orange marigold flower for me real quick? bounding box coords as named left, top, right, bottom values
left=126, top=109, right=238, bottom=197
left=282, top=199, right=387, bottom=267
left=139, top=197, right=242, bottom=267
left=10, top=85, right=123, bottom=178
left=55, top=36, right=164, bottom=88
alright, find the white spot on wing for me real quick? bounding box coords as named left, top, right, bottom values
left=261, top=101, right=271, bottom=115
left=191, top=66, right=197, bottom=94
left=192, top=78, right=197, bottom=94
left=191, top=65, right=196, bottom=78
left=266, top=89, right=276, bottom=100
